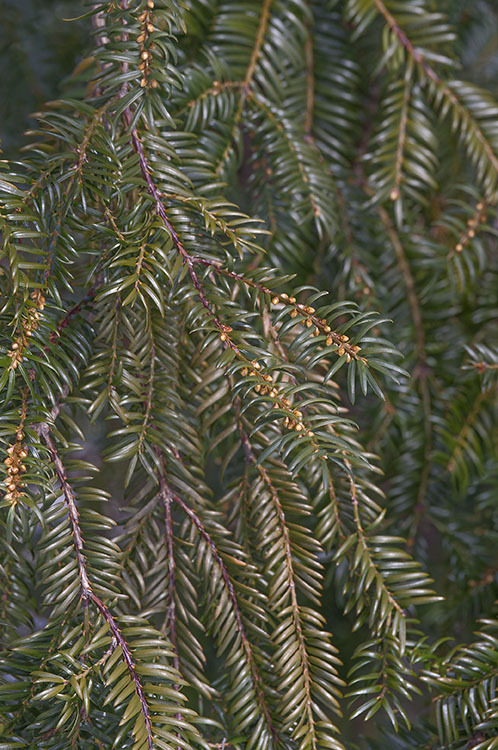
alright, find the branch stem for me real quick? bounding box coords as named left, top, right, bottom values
left=34, top=422, right=155, bottom=749
left=154, top=456, right=277, bottom=744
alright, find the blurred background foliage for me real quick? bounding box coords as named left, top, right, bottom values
left=0, top=0, right=88, bottom=153
left=3, top=2, right=497, bottom=155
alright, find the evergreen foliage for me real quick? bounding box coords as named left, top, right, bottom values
left=0, top=0, right=497, bottom=747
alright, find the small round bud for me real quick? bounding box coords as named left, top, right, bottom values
left=326, top=336, right=333, bottom=346
left=390, top=188, right=400, bottom=201
left=290, top=309, right=298, bottom=318
left=456, top=243, right=463, bottom=252
left=324, top=325, right=331, bottom=333
left=140, top=77, right=148, bottom=87
left=151, top=79, right=159, bottom=88
left=271, top=296, right=279, bottom=305
left=305, top=318, right=312, bottom=328
left=338, top=346, right=345, bottom=357
left=289, top=296, right=296, bottom=304
left=147, top=0, right=155, bottom=7
left=141, top=50, right=150, bottom=60
left=11, top=342, right=19, bottom=350
left=147, top=23, right=155, bottom=33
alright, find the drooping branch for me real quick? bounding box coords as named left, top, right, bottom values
left=346, top=461, right=405, bottom=624
left=391, top=62, right=413, bottom=202
left=124, top=122, right=367, bottom=468
left=154, top=458, right=278, bottom=744
left=446, top=385, right=497, bottom=475
left=233, top=413, right=321, bottom=747
left=114, top=127, right=362, bottom=368
left=215, top=0, right=274, bottom=175
left=244, top=0, right=273, bottom=91
left=304, top=29, right=315, bottom=139
left=88, top=593, right=154, bottom=750
left=375, top=204, right=433, bottom=542
left=127, top=126, right=241, bottom=355
left=34, top=423, right=92, bottom=598
left=33, top=421, right=155, bottom=749
left=373, top=0, right=498, bottom=181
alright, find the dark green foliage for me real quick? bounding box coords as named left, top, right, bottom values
left=0, top=1, right=497, bottom=748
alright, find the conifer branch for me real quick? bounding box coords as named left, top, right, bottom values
left=446, top=385, right=497, bottom=475
left=376, top=203, right=433, bottom=543
left=235, top=414, right=335, bottom=748
left=391, top=62, right=412, bottom=201
left=244, top=0, right=273, bottom=90
left=304, top=29, right=315, bottom=139
left=215, top=0, right=273, bottom=176
left=33, top=421, right=155, bottom=750
left=34, top=423, right=92, bottom=598
left=156, top=461, right=278, bottom=744
left=373, top=0, right=498, bottom=189
left=129, top=127, right=242, bottom=354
